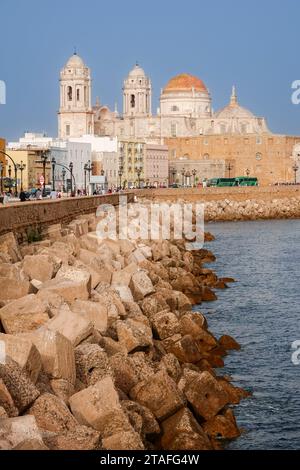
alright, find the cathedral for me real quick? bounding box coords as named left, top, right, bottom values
left=58, top=53, right=271, bottom=142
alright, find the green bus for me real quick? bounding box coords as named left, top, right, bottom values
left=235, top=176, right=258, bottom=186
left=208, top=178, right=237, bottom=187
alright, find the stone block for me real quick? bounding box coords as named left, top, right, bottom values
left=0, top=294, right=49, bottom=335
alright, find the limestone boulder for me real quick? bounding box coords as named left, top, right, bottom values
left=183, top=371, right=229, bottom=420
left=112, top=285, right=134, bottom=303
left=0, top=333, right=41, bottom=383
left=108, top=353, right=139, bottom=394
left=219, top=334, right=241, bottom=351
left=43, top=425, right=101, bottom=450
left=0, top=263, right=30, bottom=302
left=71, top=300, right=108, bottom=334
left=130, top=370, right=184, bottom=421
left=69, top=376, right=133, bottom=438
left=23, top=328, right=76, bottom=385
left=151, top=310, right=180, bottom=340
left=75, top=343, right=111, bottom=386
left=0, top=378, right=18, bottom=417
left=50, top=379, right=75, bottom=404
left=121, top=400, right=160, bottom=439
left=111, top=269, right=132, bottom=287
left=179, top=312, right=208, bottom=336
left=56, top=264, right=91, bottom=293
left=102, top=431, right=144, bottom=450
left=140, top=292, right=170, bottom=320
left=0, top=415, right=45, bottom=450
left=0, top=357, right=40, bottom=412
left=159, top=288, right=192, bottom=313
left=22, top=254, right=56, bottom=282
left=129, top=271, right=155, bottom=301
left=28, top=393, right=78, bottom=433
left=164, top=334, right=203, bottom=364
left=0, top=294, right=49, bottom=334
left=116, top=319, right=153, bottom=353
left=161, top=407, right=212, bottom=450
left=39, top=276, right=90, bottom=302
left=127, top=248, right=147, bottom=265
left=73, top=260, right=102, bottom=289
left=46, top=308, right=93, bottom=346
left=202, top=409, right=240, bottom=440
left=0, top=232, right=21, bottom=263
left=158, top=353, right=182, bottom=383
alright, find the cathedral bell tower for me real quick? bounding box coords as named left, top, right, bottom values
left=58, top=53, right=94, bottom=139
left=123, top=63, right=152, bottom=117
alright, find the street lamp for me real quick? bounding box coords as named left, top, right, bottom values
left=226, top=162, right=233, bottom=178
left=292, top=162, right=299, bottom=184
left=51, top=157, right=56, bottom=191
left=62, top=168, right=66, bottom=194
left=0, top=150, right=18, bottom=196
left=118, top=166, right=124, bottom=189
left=8, top=164, right=12, bottom=193
left=40, top=151, right=49, bottom=196
left=0, top=162, right=3, bottom=194
left=84, top=163, right=88, bottom=194
left=181, top=168, right=185, bottom=187
left=192, top=169, right=197, bottom=187
left=84, top=160, right=93, bottom=194
left=17, top=160, right=26, bottom=192
left=171, top=167, right=177, bottom=185
left=135, top=165, right=142, bottom=189
left=69, top=162, right=74, bottom=195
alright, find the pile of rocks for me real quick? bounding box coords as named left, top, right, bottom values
left=0, top=211, right=248, bottom=451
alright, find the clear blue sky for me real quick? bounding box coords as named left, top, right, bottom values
left=1, top=0, right=300, bottom=141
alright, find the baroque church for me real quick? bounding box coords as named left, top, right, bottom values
left=58, top=53, right=271, bottom=142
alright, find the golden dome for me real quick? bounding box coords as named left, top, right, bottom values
left=163, top=73, right=207, bottom=93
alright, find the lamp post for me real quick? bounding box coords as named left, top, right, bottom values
left=17, top=160, right=26, bottom=192
left=8, top=164, right=12, bottom=193
left=292, top=162, right=299, bottom=184
left=226, top=162, right=233, bottom=178
left=171, top=167, right=177, bottom=185
left=69, top=162, right=74, bottom=195
left=51, top=157, right=56, bottom=191
left=86, top=160, right=93, bottom=194
left=62, top=168, right=66, bottom=194
left=0, top=162, right=3, bottom=194
left=40, top=151, right=49, bottom=196
left=0, top=150, right=18, bottom=196
left=84, top=163, right=88, bottom=194
left=192, top=169, right=197, bottom=187
left=118, top=166, right=124, bottom=190
left=181, top=168, right=185, bottom=187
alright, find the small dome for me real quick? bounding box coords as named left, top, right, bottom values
left=163, top=73, right=207, bottom=93
left=128, top=63, right=146, bottom=77
left=214, top=86, right=254, bottom=119
left=65, top=53, right=85, bottom=68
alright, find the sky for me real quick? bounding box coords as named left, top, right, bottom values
left=0, top=0, right=300, bottom=141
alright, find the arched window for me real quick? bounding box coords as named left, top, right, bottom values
left=67, top=86, right=72, bottom=101
left=203, top=153, right=210, bottom=160
left=77, top=89, right=80, bottom=101
left=171, top=105, right=179, bottom=112
left=130, top=94, right=135, bottom=108
left=171, top=122, right=177, bottom=137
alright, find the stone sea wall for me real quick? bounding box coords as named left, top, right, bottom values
left=0, top=205, right=249, bottom=451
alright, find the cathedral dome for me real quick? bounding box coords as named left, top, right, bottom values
left=214, top=86, right=255, bottom=119
left=66, top=53, right=85, bottom=68
left=128, top=63, right=146, bottom=77
left=163, top=73, right=207, bottom=93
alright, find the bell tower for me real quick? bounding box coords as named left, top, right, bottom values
left=58, top=53, right=94, bottom=139
left=123, top=63, right=152, bottom=117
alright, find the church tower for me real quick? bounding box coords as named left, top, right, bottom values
left=58, top=53, right=94, bottom=139
left=123, top=63, right=152, bottom=117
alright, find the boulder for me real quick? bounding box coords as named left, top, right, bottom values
left=46, top=308, right=93, bottom=346
left=219, top=335, right=241, bottom=351
left=0, top=358, right=40, bottom=412
left=161, top=407, right=212, bottom=450
left=0, top=294, right=49, bottom=334
left=50, top=379, right=75, bottom=404
left=158, top=353, right=182, bottom=383
left=108, top=353, right=139, bottom=394
left=159, top=288, right=192, bottom=313
left=0, top=378, right=18, bottom=417
left=56, top=264, right=92, bottom=293
left=165, top=334, right=203, bottom=364
left=102, top=431, right=144, bottom=450
left=121, top=400, right=160, bottom=439
left=23, top=328, right=76, bottom=385
left=127, top=248, right=147, bottom=265
left=22, top=254, right=56, bottom=282
left=140, top=292, right=170, bottom=320
left=179, top=312, right=208, bottom=336
left=75, top=343, right=111, bottom=386
left=112, top=285, right=134, bottom=303
left=71, top=300, right=108, bottom=334
left=69, top=376, right=132, bottom=438
left=28, top=393, right=79, bottom=432
left=129, top=271, right=155, bottom=301
left=0, top=415, right=45, bottom=450
left=111, top=269, right=132, bottom=287
left=151, top=310, right=180, bottom=340
left=183, top=371, right=229, bottom=420
left=43, top=425, right=101, bottom=450
left=0, top=333, right=41, bottom=383
left=73, top=260, right=102, bottom=289
left=0, top=263, right=30, bottom=302
left=0, top=406, right=8, bottom=419
left=130, top=370, right=184, bottom=421
left=0, top=232, right=21, bottom=263
left=202, top=409, right=240, bottom=440
left=39, top=276, right=90, bottom=302
left=116, top=319, right=153, bottom=353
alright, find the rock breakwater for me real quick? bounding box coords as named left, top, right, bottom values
left=0, top=206, right=249, bottom=450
